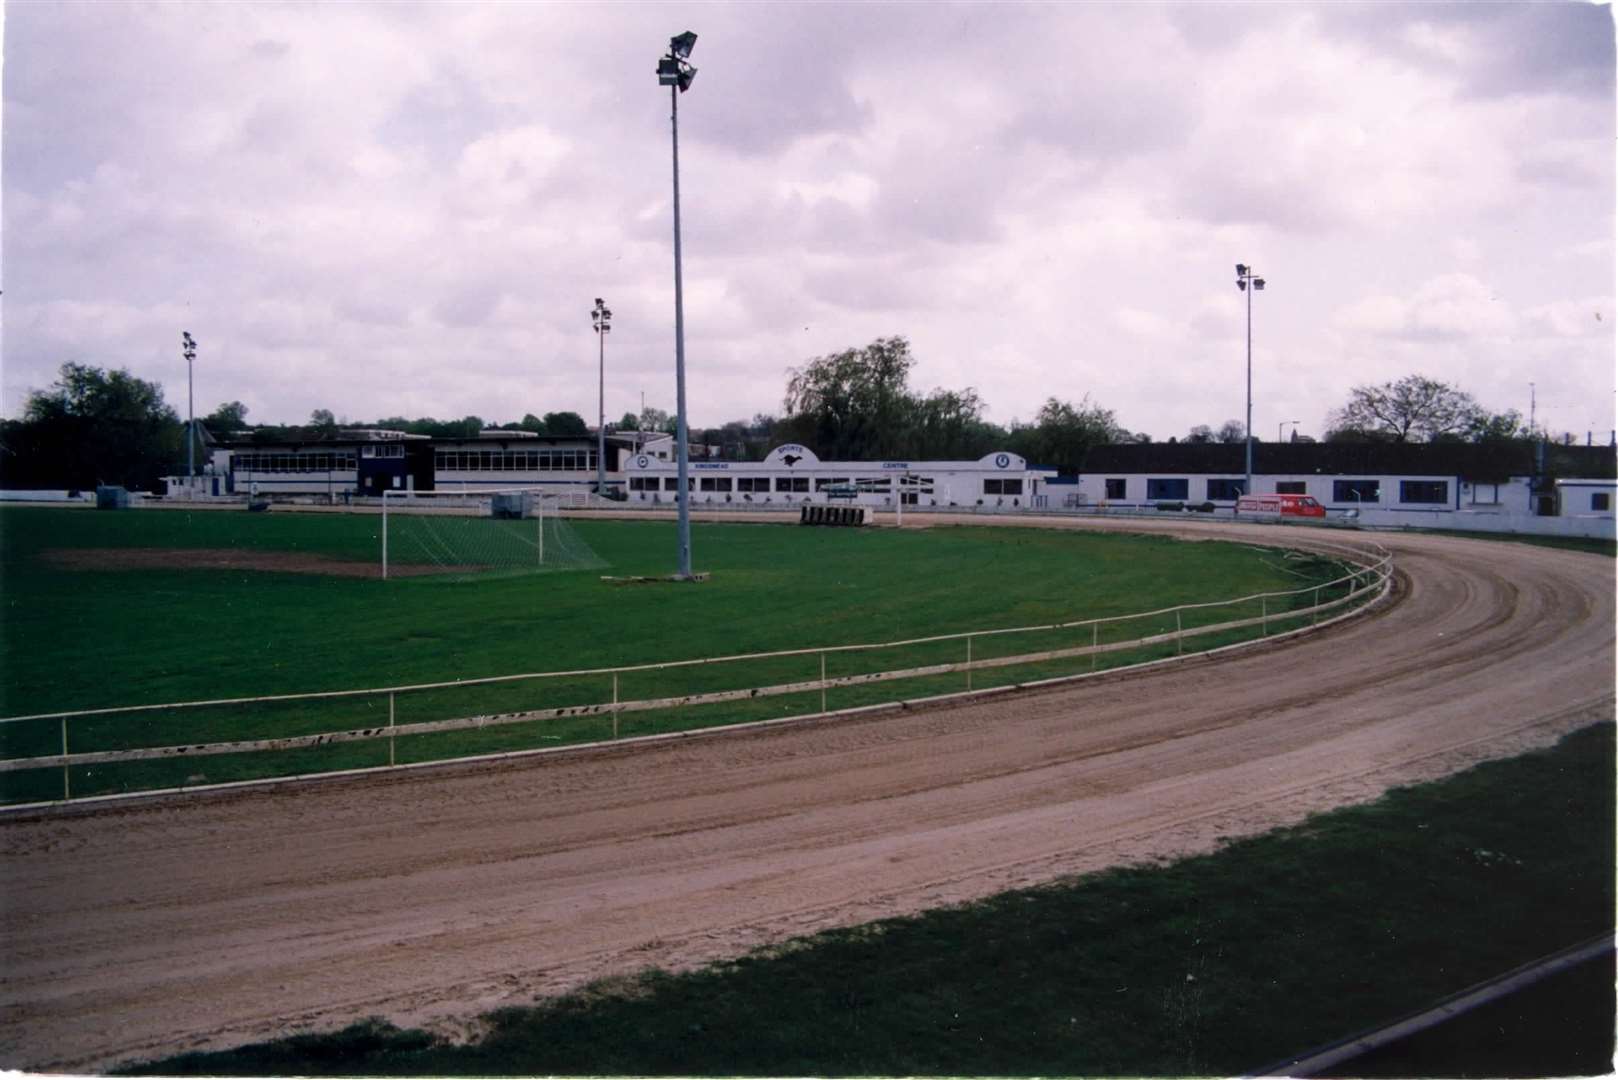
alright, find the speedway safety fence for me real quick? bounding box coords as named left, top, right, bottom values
left=0, top=540, right=1392, bottom=806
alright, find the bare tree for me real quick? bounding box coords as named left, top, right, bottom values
left=1327, top=375, right=1483, bottom=442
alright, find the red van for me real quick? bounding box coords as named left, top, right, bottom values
left=1235, top=493, right=1326, bottom=518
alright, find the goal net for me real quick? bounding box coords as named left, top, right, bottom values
left=382, top=488, right=608, bottom=580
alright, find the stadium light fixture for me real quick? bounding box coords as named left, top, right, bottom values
left=1234, top=264, right=1267, bottom=495
left=658, top=31, right=698, bottom=92
left=182, top=331, right=198, bottom=482
left=659, top=31, right=699, bottom=579
left=592, top=298, right=613, bottom=499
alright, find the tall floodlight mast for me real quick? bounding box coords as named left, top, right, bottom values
left=592, top=298, right=612, bottom=498
left=658, top=30, right=698, bottom=578
left=182, top=331, right=198, bottom=481
left=1234, top=264, right=1266, bottom=495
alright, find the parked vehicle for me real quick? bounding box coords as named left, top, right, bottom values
left=1235, top=493, right=1327, bottom=518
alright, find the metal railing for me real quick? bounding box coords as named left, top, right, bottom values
left=0, top=540, right=1392, bottom=803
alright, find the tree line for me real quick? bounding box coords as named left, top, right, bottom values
left=0, top=346, right=1588, bottom=493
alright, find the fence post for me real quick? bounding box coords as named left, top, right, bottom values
left=61, top=717, right=70, bottom=801
left=966, top=635, right=973, bottom=691
left=1091, top=622, right=1099, bottom=672
left=820, top=652, right=827, bottom=713
left=388, top=691, right=396, bottom=766
left=1313, top=586, right=1321, bottom=625
left=1262, top=595, right=1268, bottom=636
left=1176, top=609, right=1183, bottom=655
left=612, top=673, right=619, bottom=739
left=537, top=501, right=545, bottom=568
left=381, top=497, right=389, bottom=581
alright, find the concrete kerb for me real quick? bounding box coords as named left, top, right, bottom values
left=1248, top=934, right=1614, bottom=1078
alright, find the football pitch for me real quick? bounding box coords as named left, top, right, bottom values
left=0, top=506, right=1352, bottom=803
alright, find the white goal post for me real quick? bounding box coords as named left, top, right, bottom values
left=381, top=488, right=604, bottom=580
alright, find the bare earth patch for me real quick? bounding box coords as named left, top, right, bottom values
left=39, top=547, right=462, bottom=578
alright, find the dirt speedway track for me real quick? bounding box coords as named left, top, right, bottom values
left=2, top=520, right=1613, bottom=1072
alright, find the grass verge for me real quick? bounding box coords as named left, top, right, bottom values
left=1, top=509, right=1359, bottom=804
left=122, top=722, right=1615, bottom=1077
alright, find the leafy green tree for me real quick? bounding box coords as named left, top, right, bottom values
left=4, top=362, right=183, bottom=490
left=617, top=412, right=640, bottom=432
left=782, top=336, right=917, bottom=460
left=203, top=401, right=249, bottom=433
left=907, top=387, right=1004, bottom=459
left=1465, top=409, right=1525, bottom=443
left=1006, top=396, right=1128, bottom=474
left=542, top=411, right=589, bottom=437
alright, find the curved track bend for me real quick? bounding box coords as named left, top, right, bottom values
left=1, top=521, right=1612, bottom=1071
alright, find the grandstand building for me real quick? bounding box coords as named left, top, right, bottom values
left=622, top=444, right=1058, bottom=509
left=213, top=428, right=673, bottom=499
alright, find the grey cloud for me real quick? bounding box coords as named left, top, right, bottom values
left=1320, top=3, right=1613, bottom=101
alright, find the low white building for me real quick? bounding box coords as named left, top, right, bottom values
left=1555, top=478, right=1617, bottom=517
left=622, top=444, right=1058, bottom=510
left=1070, top=471, right=1531, bottom=513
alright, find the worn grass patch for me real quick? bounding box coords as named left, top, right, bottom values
left=121, top=722, right=1614, bottom=1077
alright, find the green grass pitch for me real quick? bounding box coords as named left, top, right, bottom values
left=0, top=506, right=1348, bottom=802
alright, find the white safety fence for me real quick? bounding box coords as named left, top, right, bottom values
left=0, top=541, right=1392, bottom=804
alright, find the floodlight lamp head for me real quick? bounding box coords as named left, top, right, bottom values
left=1254, top=278, right=1266, bottom=290
left=1235, top=263, right=1247, bottom=276
left=657, top=56, right=681, bottom=85
left=670, top=31, right=697, bottom=59
left=677, top=64, right=696, bottom=91
left=1236, top=279, right=1246, bottom=291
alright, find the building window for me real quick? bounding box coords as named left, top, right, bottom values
left=1146, top=478, right=1189, bottom=501
left=1333, top=479, right=1380, bottom=503
left=736, top=477, right=768, bottom=493
left=1104, top=478, right=1126, bottom=500
left=1206, top=479, right=1246, bottom=501
left=1275, top=481, right=1306, bottom=495
left=699, top=477, right=733, bottom=492
left=1400, top=480, right=1448, bottom=504
left=984, top=478, right=1024, bottom=495
left=1593, top=493, right=1611, bottom=511
left=776, top=476, right=809, bottom=493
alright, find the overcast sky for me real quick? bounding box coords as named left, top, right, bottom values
left=3, top=2, right=1614, bottom=443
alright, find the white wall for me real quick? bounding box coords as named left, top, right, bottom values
left=1074, top=472, right=1537, bottom=513
left=1351, top=508, right=1614, bottom=540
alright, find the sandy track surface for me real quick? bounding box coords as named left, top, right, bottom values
left=2, top=522, right=1612, bottom=1072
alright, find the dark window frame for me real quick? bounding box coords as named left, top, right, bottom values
left=1332, top=479, right=1380, bottom=503
left=1399, top=480, right=1448, bottom=505
left=1146, top=477, right=1190, bottom=501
